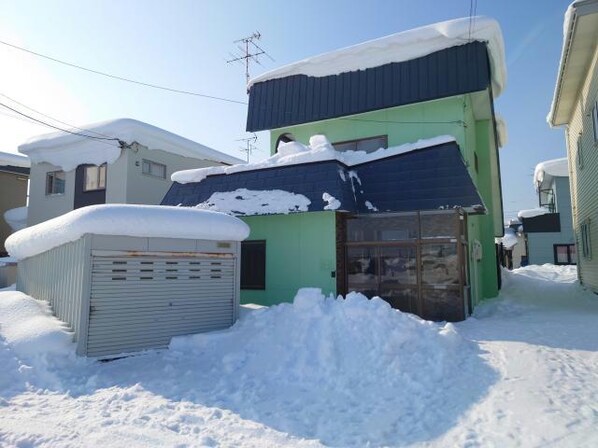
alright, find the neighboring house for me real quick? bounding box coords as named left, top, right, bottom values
left=548, top=0, right=598, bottom=292
left=498, top=219, right=526, bottom=269
left=19, top=118, right=243, bottom=226
left=518, top=158, right=575, bottom=265
left=0, top=151, right=29, bottom=256
left=163, top=17, right=507, bottom=321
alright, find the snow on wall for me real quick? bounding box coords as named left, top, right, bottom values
left=4, top=206, right=28, bottom=232
left=0, top=151, right=30, bottom=168
left=533, top=157, right=569, bottom=190
left=248, top=16, right=506, bottom=98
left=6, top=204, right=250, bottom=260
left=18, top=118, right=243, bottom=171
left=196, top=188, right=311, bottom=216
left=322, top=193, right=340, bottom=210
left=172, top=134, right=456, bottom=184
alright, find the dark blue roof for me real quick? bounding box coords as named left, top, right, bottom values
left=246, top=42, right=491, bottom=132
left=162, top=141, right=484, bottom=215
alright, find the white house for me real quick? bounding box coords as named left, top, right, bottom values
left=19, top=118, right=244, bottom=226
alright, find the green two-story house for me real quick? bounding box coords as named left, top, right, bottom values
left=164, top=16, right=507, bottom=321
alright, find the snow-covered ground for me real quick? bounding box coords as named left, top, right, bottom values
left=0, top=265, right=597, bottom=447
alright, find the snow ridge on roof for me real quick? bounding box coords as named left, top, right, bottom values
left=18, top=118, right=243, bottom=171
left=534, top=157, right=569, bottom=190
left=172, top=134, right=456, bottom=184
left=5, top=204, right=250, bottom=260
left=0, top=151, right=30, bottom=168
left=249, top=16, right=506, bottom=98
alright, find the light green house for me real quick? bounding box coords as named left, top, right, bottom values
left=165, top=17, right=508, bottom=321
left=548, top=0, right=598, bottom=293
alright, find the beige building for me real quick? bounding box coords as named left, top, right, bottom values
left=20, top=118, right=244, bottom=226
left=0, top=151, right=29, bottom=256
left=548, top=0, right=598, bottom=292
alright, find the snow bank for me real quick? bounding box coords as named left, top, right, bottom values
left=19, top=118, right=243, bottom=171
left=517, top=207, right=551, bottom=219
left=197, top=188, right=311, bottom=215
left=170, top=288, right=487, bottom=446
left=533, top=157, right=568, bottom=190
left=172, top=134, right=455, bottom=184
left=249, top=17, right=506, bottom=97
left=3, top=206, right=28, bottom=232
left=6, top=204, right=250, bottom=260
left=0, top=150, right=30, bottom=168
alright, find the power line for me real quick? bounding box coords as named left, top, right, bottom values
left=0, top=93, right=113, bottom=138
left=0, top=39, right=247, bottom=106
left=0, top=102, right=123, bottom=147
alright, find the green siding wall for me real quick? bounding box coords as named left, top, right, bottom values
left=241, top=212, right=337, bottom=306
left=269, top=95, right=501, bottom=303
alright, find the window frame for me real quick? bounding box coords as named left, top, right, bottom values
left=240, top=240, right=266, bottom=290
left=577, top=135, right=583, bottom=169
left=45, top=170, right=66, bottom=196
left=580, top=219, right=592, bottom=260
left=83, top=164, right=107, bottom=192
left=553, top=244, right=576, bottom=265
left=142, top=159, right=167, bottom=179
left=333, top=135, right=388, bottom=153
left=592, top=100, right=598, bottom=144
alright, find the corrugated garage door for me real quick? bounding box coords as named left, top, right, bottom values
left=87, top=253, right=236, bottom=357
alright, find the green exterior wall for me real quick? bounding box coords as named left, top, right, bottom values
left=240, top=212, right=337, bottom=306
left=267, top=94, right=501, bottom=304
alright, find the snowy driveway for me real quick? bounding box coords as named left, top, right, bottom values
left=1, top=265, right=597, bottom=447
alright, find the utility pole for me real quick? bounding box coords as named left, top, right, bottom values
left=227, top=32, right=274, bottom=88
left=237, top=134, right=258, bottom=162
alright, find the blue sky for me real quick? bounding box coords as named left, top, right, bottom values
left=0, top=0, right=572, bottom=221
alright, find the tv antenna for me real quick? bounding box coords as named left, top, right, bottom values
left=227, top=32, right=274, bottom=88
left=237, top=133, right=258, bottom=162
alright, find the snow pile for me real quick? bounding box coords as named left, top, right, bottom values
left=172, top=134, right=455, bottom=184
left=19, top=118, right=243, bottom=171
left=322, top=192, right=340, bottom=210
left=4, top=206, right=28, bottom=232
left=501, top=227, right=518, bottom=249
left=170, top=288, right=490, bottom=446
left=0, top=150, right=30, bottom=168
left=249, top=17, right=506, bottom=97
left=533, top=157, right=568, bottom=190
left=6, top=204, right=250, bottom=260
left=517, top=207, right=551, bottom=219
left=197, top=188, right=311, bottom=216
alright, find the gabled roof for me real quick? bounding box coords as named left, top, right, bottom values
left=548, top=0, right=598, bottom=126
left=19, top=118, right=244, bottom=171
left=163, top=137, right=485, bottom=216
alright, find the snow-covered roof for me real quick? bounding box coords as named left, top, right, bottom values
left=548, top=0, right=598, bottom=126
left=518, top=207, right=551, bottom=220
left=18, top=118, right=244, bottom=171
left=533, top=157, right=569, bottom=191
left=0, top=151, right=30, bottom=168
left=172, top=134, right=456, bottom=184
left=5, top=204, right=250, bottom=260
left=249, top=16, right=506, bottom=98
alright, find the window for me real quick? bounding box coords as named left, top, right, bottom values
left=333, top=135, right=388, bottom=153
left=580, top=220, right=592, bottom=259
left=592, top=100, right=598, bottom=143
left=46, top=171, right=65, bottom=195
left=142, top=160, right=167, bottom=178
left=577, top=136, right=583, bottom=169
left=241, top=240, right=266, bottom=289
left=553, top=244, right=576, bottom=265
left=84, top=164, right=106, bottom=191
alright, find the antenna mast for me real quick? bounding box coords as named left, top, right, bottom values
left=237, top=133, right=258, bottom=162
left=227, top=32, right=274, bottom=88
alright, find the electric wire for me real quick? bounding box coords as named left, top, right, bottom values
left=0, top=39, right=247, bottom=106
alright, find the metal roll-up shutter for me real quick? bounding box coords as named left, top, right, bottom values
left=87, top=253, right=235, bottom=357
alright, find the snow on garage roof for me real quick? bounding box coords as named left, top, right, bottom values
left=5, top=204, right=250, bottom=260
left=18, top=118, right=244, bottom=171
left=249, top=16, right=506, bottom=97
left=0, top=150, right=30, bottom=168
left=533, top=157, right=569, bottom=191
